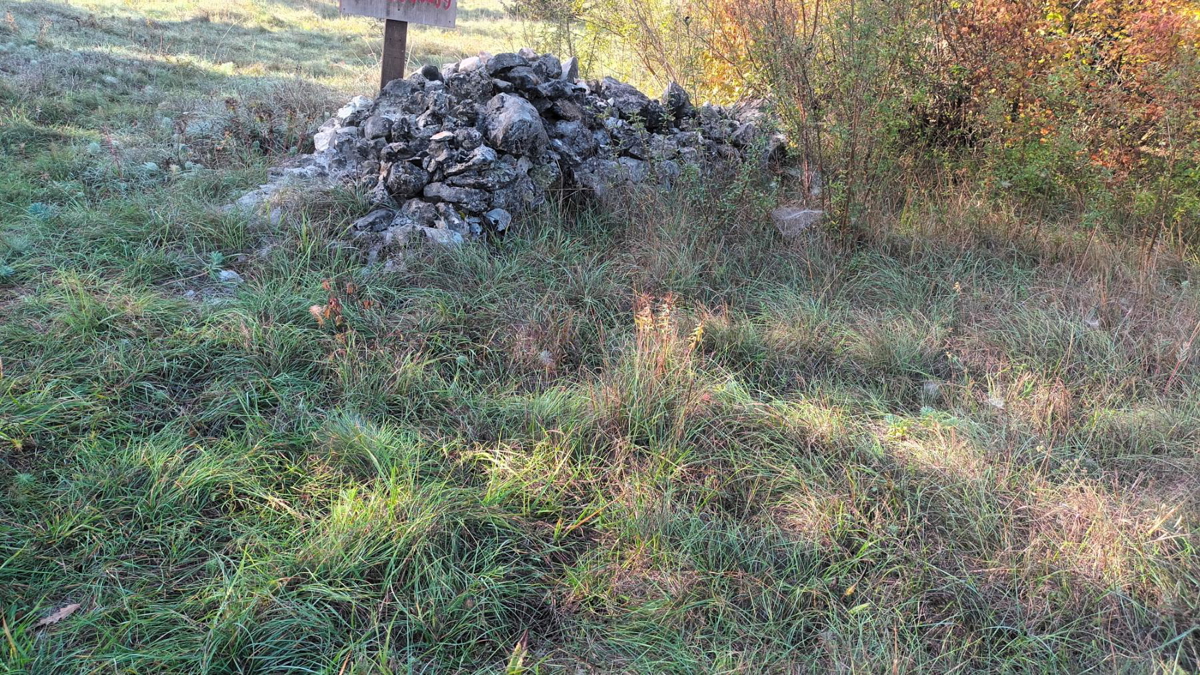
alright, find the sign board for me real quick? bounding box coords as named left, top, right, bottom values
left=340, top=0, right=459, bottom=87
left=339, top=0, right=458, bottom=29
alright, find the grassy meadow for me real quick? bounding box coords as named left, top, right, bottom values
left=1, top=0, right=1199, bottom=672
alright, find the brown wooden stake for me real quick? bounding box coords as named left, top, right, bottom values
left=381, top=19, right=408, bottom=88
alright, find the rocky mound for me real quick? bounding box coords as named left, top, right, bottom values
left=236, top=49, right=784, bottom=264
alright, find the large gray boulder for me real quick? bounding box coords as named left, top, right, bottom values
left=484, top=94, right=548, bottom=157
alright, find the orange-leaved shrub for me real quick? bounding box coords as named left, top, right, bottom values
left=944, top=0, right=1200, bottom=170
left=510, top=0, right=1200, bottom=243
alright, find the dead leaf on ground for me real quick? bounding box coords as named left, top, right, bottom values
left=36, top=603, right=80, bottom=627
left=309, top=304, right=327, bottom=326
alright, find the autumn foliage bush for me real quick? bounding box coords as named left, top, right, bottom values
left=938, top=0, right=1200, bottom=240
left=516, top=0, right=1200, bottom=244
left=945, top=0, right=1199, bottom=166
left=710, top=0, right=1199, bottom=226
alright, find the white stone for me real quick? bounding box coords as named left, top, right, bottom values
left=421, top=227, right=464, bottom=248
left=336, top=95, right=372, bottom=123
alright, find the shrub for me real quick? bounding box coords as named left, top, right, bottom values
left=513, top=0, right=1200, bottom=245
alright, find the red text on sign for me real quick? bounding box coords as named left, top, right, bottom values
left=390, top=0, right=453, bottom=11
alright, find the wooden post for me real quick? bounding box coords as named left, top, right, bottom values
left=381, top=19, right=408, bottom=88
left=339, top=1, right=454, bottom=85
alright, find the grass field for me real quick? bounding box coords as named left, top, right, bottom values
left=1, top=0, right=1199, bottom=672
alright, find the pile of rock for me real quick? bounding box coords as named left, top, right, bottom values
left=236, top=49, right=784, bottom=262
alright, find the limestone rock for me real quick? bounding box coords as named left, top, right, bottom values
left=664, top=81, right=693, bottom=121
left=484, top=208, right=512, bottom=232
left=499, top=66, right=542, bottom=91
left=561, top=56, right=579, bottom=81
left=400, top=198, right=438, bottom=227
left=486, top=52, right=529, bottom=76
left=424, top=182, right=491, bottom=213
left=353, top=208, right=398, bottom=233
left=419, top=64, right=442, bottom=81
left=336, top=96, right=372, bottom=124
left=422, top=226, right=465, bottom=247
left=601, top=77, right=663, bottom=129
left=484, top=94, right=548, bottom=157
left=536, top=79, right=576, bottom=100
left=533, top=54, right=562, bottom=82
left=386, top=162, right=430, bottom=200
left=362, top=115, right=392, bottom=141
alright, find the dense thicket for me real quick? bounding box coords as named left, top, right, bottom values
left=512, top=0, right=1200, bottom=244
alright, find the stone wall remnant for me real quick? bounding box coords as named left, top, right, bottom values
left=234, top=50, right=785, bottom=264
